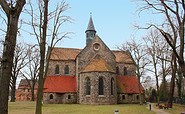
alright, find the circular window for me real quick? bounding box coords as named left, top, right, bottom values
left=93, top=43, right=100, bottom=51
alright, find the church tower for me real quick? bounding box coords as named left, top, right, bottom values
left=85, top=14, right=96, bottom=45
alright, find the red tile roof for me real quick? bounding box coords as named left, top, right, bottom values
left=116, top=76, right=144, bottom=94
left=43, top=76, right=76, bottom=93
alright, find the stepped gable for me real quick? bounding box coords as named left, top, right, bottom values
left=43, top=76, right=76, bottom=93
left=116, top=76, right=144, bottom=94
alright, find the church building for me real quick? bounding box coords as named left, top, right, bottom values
left=43, top=16, right=144, bottom=104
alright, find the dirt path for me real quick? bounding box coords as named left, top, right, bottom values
left=147, top=103, right=170, bottom=114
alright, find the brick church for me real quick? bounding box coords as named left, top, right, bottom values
left=42, top=16, right=144, bottom=104
left=43, top=17, right=144, bottom=104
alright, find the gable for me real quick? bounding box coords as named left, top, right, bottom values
left=18, top=79, right=38, bottom=89
left=82, top=57, right=115, bottom=73
left=77, top=35, right=116, bottom=72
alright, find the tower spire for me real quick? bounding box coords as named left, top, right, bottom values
left=85, top=13, right=96, bottom=45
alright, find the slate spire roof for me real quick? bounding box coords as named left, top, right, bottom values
left=85, top=14, right=96, bottom=33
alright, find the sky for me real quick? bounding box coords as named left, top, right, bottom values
left=20, top=0, right=161, bottom=50
left=58, top=0, right=145, bottom=50
left=0, top=0, right=162, bottom=50
left=0, top=0, right=164, bottom=86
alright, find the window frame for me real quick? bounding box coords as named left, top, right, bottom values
left=55, top=65, right=60, bottom=75
left=49, top=94, right=54, bottom=99
left=64, top=65, right=69, bottom=75
left=98, top=77, right=104, bottom=95
left=86, top=77, right=91, bottom=95
left=111, top=78, right=114, bottom=95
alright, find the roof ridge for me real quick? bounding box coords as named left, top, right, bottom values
left=53, top=47, right=82, bottom=50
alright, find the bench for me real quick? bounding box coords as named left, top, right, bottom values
left=158, top=103, right=169, bottom=109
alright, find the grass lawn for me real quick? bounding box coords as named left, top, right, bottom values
left=165, top=104, right=185, bottom=114
left=9, top=101, right=155, bottom=114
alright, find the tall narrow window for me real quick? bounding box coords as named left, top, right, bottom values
left=124, top=67, right=127, bottom=75
left=64, top=65, right=69, bottom=74
left=116, top=67, right=119, bottom=75
left=86, top=78, right=91, bottom=95
left=111, top=78, right=114, bottom=95
left=99, top=77, right=104, bottom=95
left=55, top=65, right=59, bottom=74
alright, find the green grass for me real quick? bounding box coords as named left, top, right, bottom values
left=8, top=101, right=156, bottom=114
left=165, top=104, right=185, bottom=114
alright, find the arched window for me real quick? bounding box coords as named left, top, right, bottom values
left=116, top=67, right=119, bottom=75
left=124, top=67, right=127, bottom=75
left=99, top=77, right=104, bottom=95
left=49, top=94, right=53, bottom=99
left=55, top=65, right=59, bottom=74
left=122, top=95, right=125, bottom=100
left=64, top=65, right=69, bottom=75
left=86, top=78, right=91, bottom=95
left=111, top=78, right=114, bottom=95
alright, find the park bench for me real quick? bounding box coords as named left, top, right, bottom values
left=158, top=103, right=169, bottom=109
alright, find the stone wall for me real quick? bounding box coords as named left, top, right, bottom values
left=77, top=36, right=116, bottom=73
left=43, top=92, right=77, bottom=104
left=117, top=93, right=144, bottom=104
left=47, top=60, right=76, bottom=76
left=116, top=63, right=136, bottom=76
left=79, top=72, right=117, bottom=104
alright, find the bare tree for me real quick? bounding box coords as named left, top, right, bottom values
left=120, top=38, right=148, bottom=105
left=10, top=42, right=28, bottom=102
left=0, top=1, right=25, bottom=113
left=21, top=45, right=40, bottom=101
left=137, top=0, right=185, bottom=77
left=23, top=0, right=72, bottom=113
left=143, top=28, right=174, bottom=106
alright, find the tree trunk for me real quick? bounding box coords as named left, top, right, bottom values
left=10, top=76, right=16, bottom=102
left=137, top=76, right=142, bottom=105
left=0, top=15, right=19, bottom=114
left=0, top=1, right=25, bottom=113
left=176, top=71, right=182, bottom=99
left=179, top=62, right=185, bottom=78
left=35, top=0, right=48, bottom=114
left=31, top=83, right=35, bottom=101
left=168, top=54, right=176, bottom=108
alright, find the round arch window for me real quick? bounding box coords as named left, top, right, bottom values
left=93, top=43, right=100, bottom=51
